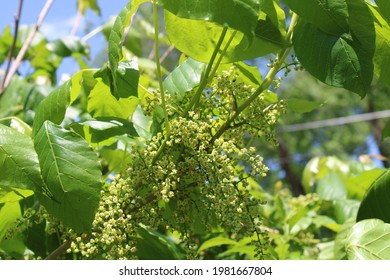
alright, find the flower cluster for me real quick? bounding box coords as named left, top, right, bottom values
left=68, top=68, right=284, bottom=259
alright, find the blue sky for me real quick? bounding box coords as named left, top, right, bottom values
left=1, top=1, right=129, bottom=80
left=1, top=1, right=128, bottom=37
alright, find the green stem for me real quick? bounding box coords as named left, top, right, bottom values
left=211, top=13, right=298, bottom=143
left=208, top=30, right=237, bottom=84
left=151, top=1, right=170, bottom=165
left=182, top=26, right=228, bottom=117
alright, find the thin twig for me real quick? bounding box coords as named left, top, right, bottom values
left=1, top=0, right=54, bottom=96
left=159, top=45, right=175, bottom=64
left=0, top=0, right=24, bottom=93
left=45, top=240, right=72, bottom=260
left=70, top=8, right=82, bottom=36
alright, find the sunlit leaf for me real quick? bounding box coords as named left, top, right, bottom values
left=163, top=57, right=204, bottom=99
left=77, top=0, right=101, bottom=15
left=0, top=124, right=43, bottom=192
left=32, top=70, right=90, bottom=136
left=346, top=219, right=390, bottom=260
left=157, top=0, right=260, bottom=41
left=164, top=11, right=282, bottom=63
left=198, top=237, right=237, bottom=253
left=34, top=121, right=102, bottom=232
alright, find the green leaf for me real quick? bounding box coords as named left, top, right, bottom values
left=369, top=5, right=390, bottom=89
left=347, top=169, right=386, bottom=200
left=301, top=156, right=349, bottom=194
left=317, top=241, right=336, bottom=260
left=46, top=37, right=90, bottom=58
left=217, top=61, right=263, bottom=87
left=357, top=170, right=390, bottom=223
left=376, top=0, right=390, bottom=24
left=316, top=172, right=347, bottom=200
left=0, top=76, right=48, bottom=119
left=0, top=124, right=43, bottom=192
left=132, top=105, right=152, bottom=140
left=197, top=237, right=237, bottom=253
left=157, top=0, right=260, bottom=40
left=346, top=219, right=390, bottom=260
left=163, top=57, right=204, bottom=99
left=287, top=99, right=323, bottom=114
left=292, top=0, right=375, bottom=97
left=87, top=77, right=140, bottom=119
left=334, top=199, right=360, bottom=224
left=164, top=11, right=282, bottom=63
left=0, top=26, right=14, bottom=64
left=76, top=118, right=139, bottom=143
left=34, top=121, right=102, bottom=232
left=382, top=120, right=390, bottom=140
left=115, top=60, right=140, bottom=98
left=282, top=0, right=349, bottom=36
left=0, top=202, right=22, bottom=242
left=0, top=189, right=34, bottom=203
left=108, top=0, right=147, bottom=98
left=77, top=0, right=101, bottom=15
left=334, top=219, right=355, bottom=260
left=32, top=70, right=88, bottom=136
left=260, top=0, right=287, bottom=37
left=135, top=227, right=184, bottom=260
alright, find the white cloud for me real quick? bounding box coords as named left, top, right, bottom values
left=40, top=15, right=86, bottom=39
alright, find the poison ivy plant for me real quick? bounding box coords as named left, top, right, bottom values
left=0, top=0, right=389, bottom=260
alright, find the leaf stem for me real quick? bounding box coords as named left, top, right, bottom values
left=211, top=13, right=298, bottom=143
left=151, top=1, right=170, bottom=164
left=182, top=26, right=228, bottom=117
left=208, top=30, right=237, bottom=83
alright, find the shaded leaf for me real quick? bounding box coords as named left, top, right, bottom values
left=0, top=124, right=43, bottom=192
left=292, top=0, right=375, bottom=97
left=376, top=0, right=390, bottom=24
left=135, top=227, right=184, bottom=260
left=346, top=219, right=390, bottom=260
left=34, top=121, right=101, bottom=232
left=357, top=170, right=390, bottom=223
left=282, top=0, right=349, bottom=35
left=115, top=60, right=140, bottom=98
